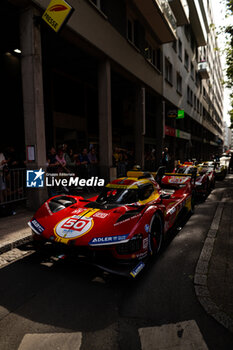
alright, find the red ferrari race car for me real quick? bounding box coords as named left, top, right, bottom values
left=196, top=162, right=215, bottom=196
left=28, top=171, right=195, bottom=278
left=172, top=162, right=215, bottom=198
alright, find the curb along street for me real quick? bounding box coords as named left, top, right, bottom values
left=194, top=185, right=233, bottom=333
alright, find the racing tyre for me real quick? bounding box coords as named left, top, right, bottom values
left=149, top=213, right=163, bottom=256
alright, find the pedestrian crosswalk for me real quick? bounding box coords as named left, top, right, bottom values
left=18, top=320, right=208, bottom=350
left=139, top=320, right=209, bottom=350
left=18, top=333, right=82, bottom=350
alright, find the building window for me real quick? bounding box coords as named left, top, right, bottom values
left=197, top=99, right=200, bottom=113
left=127, top=18, right=134, bottom=43
left=145, top=41, right=161, bottom=71
left=200, top=103, right=203, bottom=116
left=190, top=90, right=193, bottom=105
left=203, top=87, right=206, bottom=99
left=187, top=86, right=193, bottom=105
left=156, top=48, right=161, bottom=71
left=176, top=73, right=182, bottom=95
left=196, top=47, right=199, bottom=62
left=172, top=39, right=177, bottom=52
left=184, top=51, right=189, bottom=70
left=165, top=58, right=173, bottom=85
left=178, top=39, right=182, bottom=61
left=185, top=25, right=190, bottom=41
left=90, top=0, right=103, bottom=11
left=191, top=62, right=194, bottom=79
left=195, top=71, right=199, bottom=87
left=127, top=18, right=142, bottom=49
left=145, top=41, right=156, bottom=66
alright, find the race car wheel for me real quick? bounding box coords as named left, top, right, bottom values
left=149, top=213, right=163, bottom=256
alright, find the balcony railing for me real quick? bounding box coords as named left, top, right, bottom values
left=168, top=0, right=189, bottom=26
left=0, top=168, right=27, bottom=206
left=187, top=0, right=207, bottom=46
left=157, top=0, right=177, bottom=31
left=132, top=0, right=177, bottom=43
left=198, top=61, right=210, bottom=79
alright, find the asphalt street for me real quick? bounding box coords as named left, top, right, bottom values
left=0, top=181, right=233, bottom=350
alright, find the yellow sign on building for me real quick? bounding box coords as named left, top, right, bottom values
left=42, top=0, right=73, bottom=33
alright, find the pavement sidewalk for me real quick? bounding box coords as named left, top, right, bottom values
left=194, top=174, right=233, bottom=333
left=0, top=181, right=233, bottom=333
left=0, top=206, right=33, bottom=254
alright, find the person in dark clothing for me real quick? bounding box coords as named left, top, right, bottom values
left=47, top=147, right=59, bottom=197
left=161, top=147, right=169, bottom=170
left=47, top=147, right=59, bottom=173
left=78, top=148, right=90, bottom=179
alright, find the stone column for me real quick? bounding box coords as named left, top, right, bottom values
left=98, top=59, right=113, bottom=182
left=20, top=6, right=47, bottom=209
left=155, top=99, right=165, bottom=169
left=134, top=87, right=145, bottom=169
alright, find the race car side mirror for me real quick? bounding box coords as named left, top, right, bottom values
left=155, top=166, right=166, bottom=185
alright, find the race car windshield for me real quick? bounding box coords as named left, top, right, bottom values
left=175, top=166, right=196, bottom=174
left=96, top=187, right=139, bottom=205
left=198, top=167, right=208, bottom=174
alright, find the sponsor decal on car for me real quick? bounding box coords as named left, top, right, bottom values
left=130, top=262, right=145, bottom=278
left=71, top=208, right=86, bottom=215
left=93, top=212, right=109, bottom=219
left=45, top=202, right=53, bottom=216
left=54, top=215, right=94, bottom=243
left=167, top=206, right=176, bottom=215
left=168, top=176, right=188, bottom=184
left=29, top=218, right=45, bottom=235
left=144, top=224, right=150, bottom=233
left=89, top=234, right=129, bottom=246
left=143, top=237, right=149, bottom=249
left=114, top=213, right=141, bottom=226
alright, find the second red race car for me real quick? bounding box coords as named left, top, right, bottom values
left=28, top=170, right=195, bottom=278
left=171, top=161, right=215, bottom=199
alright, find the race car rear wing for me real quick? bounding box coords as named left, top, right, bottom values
left=127, top=167, right=197, bottom=185
left=164, top=173, right=195, bottom=177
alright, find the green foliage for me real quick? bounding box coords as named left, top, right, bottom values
left=230, top=110, right=233, bottom=128
left=226, top=0, right=233, bottom=12
left=225, top=0, right=233, bottom=126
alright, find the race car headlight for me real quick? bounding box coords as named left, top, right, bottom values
left=116, top=234, right=142, bottom=255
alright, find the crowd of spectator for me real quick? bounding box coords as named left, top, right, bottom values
left=112, top=147, right=135, bottom=177
left=0, top=146, right=26, bottom=210
left=47, top=144, right=98, bottom=179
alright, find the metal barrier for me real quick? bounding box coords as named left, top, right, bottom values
left=0, top=168, right=27, bottom=205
